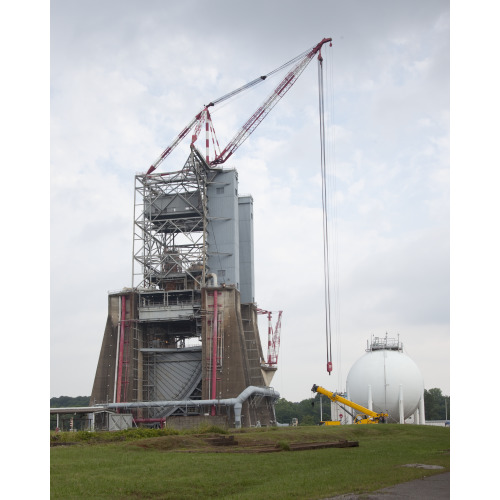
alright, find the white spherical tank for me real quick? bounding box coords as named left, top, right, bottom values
left=346, top=343, right=424, bottom=422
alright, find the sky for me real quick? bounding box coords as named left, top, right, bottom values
left=47, top=0, right=453, bottom=403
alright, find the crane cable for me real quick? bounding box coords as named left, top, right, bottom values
left=328, top=51, right=342, bottom=390
left=209, top=47, right=313, bottom=108
left=318, top=53, right=333, bottom=375
left=319, top=48, right=342, bottom=386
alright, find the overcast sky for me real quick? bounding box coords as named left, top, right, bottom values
left=47, top=0, right=453, bottom=402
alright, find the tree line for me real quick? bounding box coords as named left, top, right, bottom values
left=423, top=388, right=450, bottom=421
left=50, top=395, right=91, bottom=408
left=50, top=388, right=449, bottom=428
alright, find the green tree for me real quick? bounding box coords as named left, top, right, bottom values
left=274, top=398, right=297, bottom=424
left=275, top=394, right=329, bottom=426
left=50, top=395, right=90, bottom=408
left=424, top=388, right=450, bottom=420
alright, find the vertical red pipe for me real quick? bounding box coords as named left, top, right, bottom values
left=116, top=295, right=126, bottom=403
left=210, top=290, right=218, bottom=415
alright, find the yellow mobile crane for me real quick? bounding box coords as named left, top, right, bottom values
left=312, top=384, right=388, bottom=425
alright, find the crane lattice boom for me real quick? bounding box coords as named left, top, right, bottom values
left=211, top=37, right=332, bottom=165
left=146, top=37, right=332, bottom=174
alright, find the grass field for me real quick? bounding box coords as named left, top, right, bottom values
left=50, top=424, right=449, bottom=499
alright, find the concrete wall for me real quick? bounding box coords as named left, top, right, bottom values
left=90, top=294, right=119, bottom=405
left=90, top=291, right=137, bottom=406
left=201, top=287, right=275, bottom=427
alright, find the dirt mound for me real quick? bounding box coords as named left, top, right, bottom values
left=130, top=433, right=358, bottom=453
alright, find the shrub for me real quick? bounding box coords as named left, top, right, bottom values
left=276, top=440, right=290, bottom=451
left=194, top=424, right=228, bottom=435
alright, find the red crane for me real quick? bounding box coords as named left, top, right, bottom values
left=257, top=309, right=283, bottom=367
left=146, top=37, right=332, bottom=174
left=146, top=37, right=335, bottom=376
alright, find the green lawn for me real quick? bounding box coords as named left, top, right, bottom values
left=50, top=425, right=449, bottom=499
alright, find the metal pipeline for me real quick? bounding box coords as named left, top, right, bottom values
left=133, top=418, right=166, bottom=428
left=98, top=386, right=280, bottom=428
left=210, top=288, right=218, bottom=415
left=116, top=295, right=127, bottom=403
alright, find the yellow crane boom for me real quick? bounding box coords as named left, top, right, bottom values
left=311, top=384, right=388, bottom=424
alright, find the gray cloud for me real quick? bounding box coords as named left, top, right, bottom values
left=51, top=0, right=450, bottom=401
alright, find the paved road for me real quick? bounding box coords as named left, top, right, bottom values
left=326, top=472, right=450, bottom=499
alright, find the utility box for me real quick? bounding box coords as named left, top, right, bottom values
left=109, top=414, right=133, bottom=431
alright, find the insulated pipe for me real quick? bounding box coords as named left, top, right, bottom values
left=211, top=290, right=218, bottom=415
left=113, top=297, right=122, bottom=403
left=134, top=418, right=166, bottom=428
left=367, top=385, right=373, bottom=412
left=133, top=418, right=166, bottom=423
left=99, top=386, right=280, bottom=429
left=116, top=295, right=127, bottom=403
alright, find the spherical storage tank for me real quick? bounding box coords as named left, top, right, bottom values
left=346, top=336, right=424, bottom=422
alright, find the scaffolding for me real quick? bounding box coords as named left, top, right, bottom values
left=132, top=148, right=216, bottom=290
